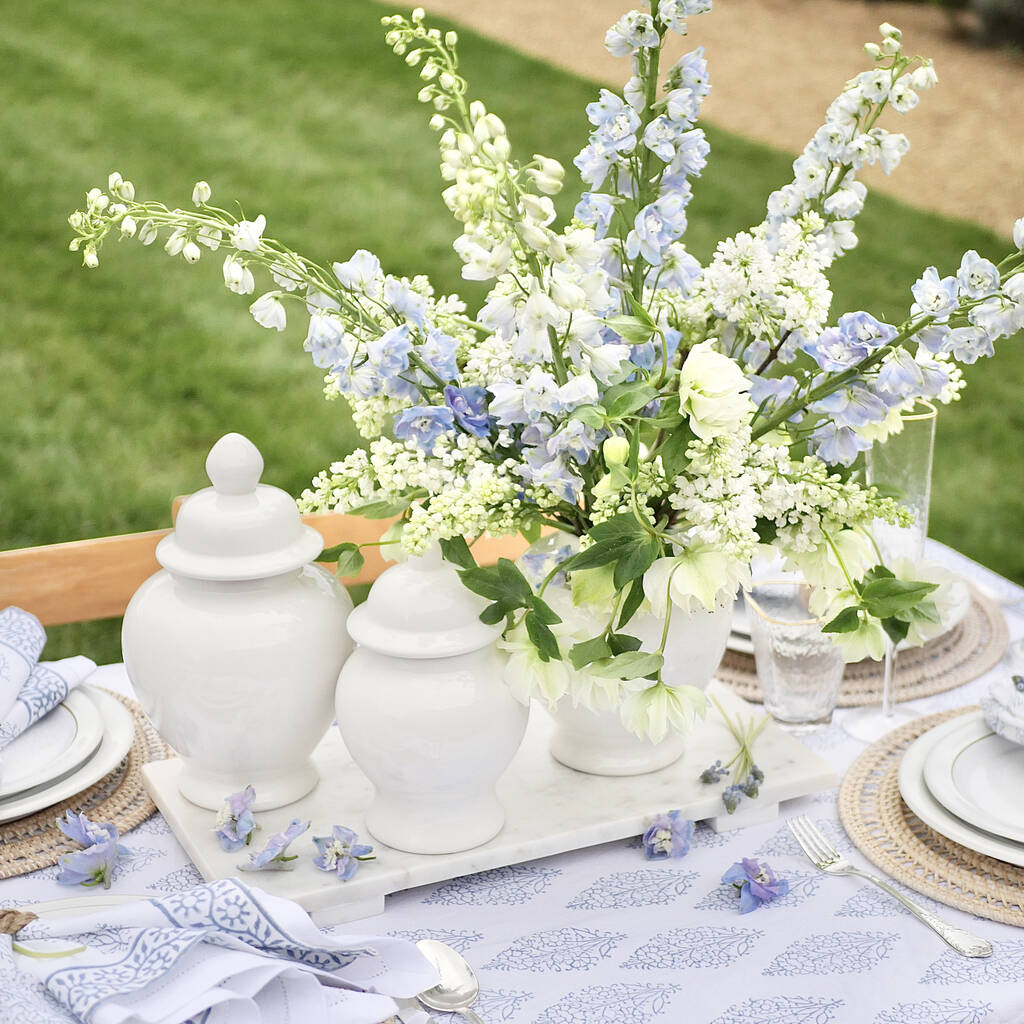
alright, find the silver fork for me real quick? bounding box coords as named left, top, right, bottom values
left=787, top=815, right=993, bottom=958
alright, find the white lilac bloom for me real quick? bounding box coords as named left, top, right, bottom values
left=231, top=214, right=266, bottom=252
left=249, top=292, right=287, bottom=331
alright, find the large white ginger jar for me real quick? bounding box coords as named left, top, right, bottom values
left=335, top=546, right=529, bottom=855
left=122, top=433, right=353, bottom=810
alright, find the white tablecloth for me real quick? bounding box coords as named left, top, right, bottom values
left=3, top=541, right=1023, bottom=1024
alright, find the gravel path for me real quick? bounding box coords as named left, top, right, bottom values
left=420, top=0, right=1023, bottom=237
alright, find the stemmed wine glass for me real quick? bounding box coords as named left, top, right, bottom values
left=843, top=400, right=937, bottom=743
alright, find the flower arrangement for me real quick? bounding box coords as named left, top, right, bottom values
left=68, top=3, right=1023, bottom=742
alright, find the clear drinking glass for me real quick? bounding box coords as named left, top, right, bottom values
left=747, top=581, right=846, bottom=733
left=844, top=400, right=938, bottom=743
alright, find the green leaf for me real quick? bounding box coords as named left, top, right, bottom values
left=478, top=602, right=508, bottom=626
left=458, top=566, right=513, bottom=603
left=754, top=518, right=778, bottom=546
left=589, top=650, right=664, bottom=680
left=862, top=564, right=896, bottom=584
left=569, top=635, right=612, bottom=669
left=439, top=535, right=476, bottom=570
left=608, top=632, right=643, bottom=655
left=658, top=424, right=694, bottom=480
left=882, top=616, right=911, bottom=645
left=626, top=292, right=657, bottom=329
left=643, top=394, right=682, bottom=429
left=612, top=533, right=660, bottom=591
left=320, top=541, right=359, bottom=563
left=530, top=596, right=562, bottom=626
left=617, top=578, right=646, bottom=629
left=334, top=546, right=366, bottom=578
left=860, top=578, right=938, bottom=619
left=563, top=539, right=629, bottom=573
left=520, top=519, right=542, bottom=544
left=604, top=314, right=655, bottom=345
left=569, top=404, right=607, bottom=429
left=822, top=606, right=861, bottom=634
left=606, top=383, right=659, bottom=420
left=525, top=611, right=561, bottom=662
left=496, top=558, right=535, bottom=603
left=347, top=498, right=409, bottom=519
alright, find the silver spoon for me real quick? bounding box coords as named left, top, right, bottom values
left=416, top=939, right=485, bottom=1024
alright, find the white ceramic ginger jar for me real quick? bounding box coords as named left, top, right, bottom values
left=335, top=546, right=528, bottom=855
left=122, top=433, right=353, bottom=810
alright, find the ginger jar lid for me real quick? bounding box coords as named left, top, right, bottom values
left=156, top=433, right=324, bottom=581
left=346, top=546, right=501, bottom=659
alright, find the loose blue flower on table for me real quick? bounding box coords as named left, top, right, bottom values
left=238, top=818, right=309, bottom=872
left=56, top=813, right=133, bottom=891
left=56, top=809, right=118, bottom=847
left=312, top=825, right=376, bottom=881
left=641, top=810, right=694, bottom=859
left=722, top=857, right=789, bottom=913
left=214, top=785, right=258, bottom=852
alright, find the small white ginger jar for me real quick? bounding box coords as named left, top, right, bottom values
left=335, top=546, right=529, bottom=855
left=547, top=601, right=733, bottom=775
left=122, top=433, right=353, bottom=810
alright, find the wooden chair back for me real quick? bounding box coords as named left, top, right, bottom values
left=0, top=510, right=528, bottom=627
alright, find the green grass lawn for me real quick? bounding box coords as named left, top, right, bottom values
left=1, top=0, right=1021, bottom=663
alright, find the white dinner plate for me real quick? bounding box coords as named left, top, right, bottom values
left=899, top=715, right=1024, bottom=868
left=0, top=687, right=135, bottom=824
left=922, top=711, right=1024, bottom=845
left=0, top=689, right=105, bottom=800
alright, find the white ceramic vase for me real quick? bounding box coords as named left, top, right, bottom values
left=335, top=547, right=528, bottom=855
left=547, top=598, right=733, bottom=776
left=122, top=433, right=353, bottom=810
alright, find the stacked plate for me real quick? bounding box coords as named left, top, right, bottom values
left=0, top=686, right=136, bottom=824
left=898, top=710, right=1024, bottom=867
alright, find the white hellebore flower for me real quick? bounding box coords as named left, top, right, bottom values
left=644, top=544, right=745, bottom=617
left=677, top=342, right=752, bottom=442
left=231, top=214, right=266, bottom=252
left=249, top=292, right=287, bottom=331
left=620, top=682, right=707, bottom=743
left=223, top=256, right=255, bottom=295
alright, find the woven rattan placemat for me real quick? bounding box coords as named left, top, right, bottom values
left=719, top=586, right=1008, bottom=707
left=0, top=690, right=170, bottom=880
left=838, top=706, right=1024, bottom=926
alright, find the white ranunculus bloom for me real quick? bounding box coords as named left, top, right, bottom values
left=231, top=214, right=266, bottom=252
left=786, top=528, right=874, bottom=592
left=249, top=292, right=286, bottom=331
left=677, top=343, right=752, bottom=441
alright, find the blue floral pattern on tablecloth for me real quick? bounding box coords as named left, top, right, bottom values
left=0, top=544, right=1022, bottom=1024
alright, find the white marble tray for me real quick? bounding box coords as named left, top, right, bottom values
left=141, top=681, right=836, bottom=926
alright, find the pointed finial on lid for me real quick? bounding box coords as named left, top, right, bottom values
left=206, top=433, right=264, bottom=496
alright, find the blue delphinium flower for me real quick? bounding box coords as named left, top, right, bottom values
left=393, top=405, right=456, bottom=450
left=57, top=836, right=130, bottom=889
left=312, top=825, right=376, bottom=881
left=56, top=810, right=118, bottom=847
left=366, top=323, right=412, bottom=379
left=214, top=785, right=258, bottom=852
left=642, top=810, right=694, bottom=859
left=911, top=266, right=959, bottom=320
left=625, top=194, right=688, bottom=266
left=420, top=328, right=459, bottom=381
left=238, top=818, right=309, bottom=872
left=444, top=385, right=491, bottom=437
left=721, top=857, right=789, bottom=913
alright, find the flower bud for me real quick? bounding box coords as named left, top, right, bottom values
left=534, top=155, right=565, bottom=180
left=192, top=180, right=212, bottom=205
left=120, top=216, right=137, bottom=237
left=863, top=42, right=881, bottom=59
left=880, top=36, right=900, bottom=55
left=411, top=6, right=425, bottom=20
left=108, top=171, right=123, bottom=192
left=182, top=240, right=202, bottom=263
left=138, top=220, right=158, bottom=245
left=419, top=61, right=438, bottom=80
left=439, top=71, right=456, bottom=91
left=118, top=179, right=135, bottom=201
left=405, top=49, right=421, bottom=66
left=533, top=174, right=563, bottom=196
left=879, top=22, right=902, bottom=39
left=519, top=223, right=550, bottom=251
left=164, top=228, right=186, bottom=256
left=68, top=211, right=85, bottom=230
left=109, top=203, right=127, bottom=218
left=86, top=187, right=103, bottom=205
left=83, top=246, right=99, bottom=269
left=68, top=238, right=81, bottom=251
left=93, top=194, right=109, bottom=212
left=445, top=30, right=458, bottom=46
left=1013, top=217, right=1024, bottom=252
left=603, top=436, right=629, bottom=465
left=469, top=100, right=486, bottom=123
left=490, top=136, right=511, bottom=161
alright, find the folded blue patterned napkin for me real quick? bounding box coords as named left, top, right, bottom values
left=0, top=656, right=97, bottom=752
left=6, top=877, right=438, bottom=1024
left=0, top=607, right=47, bottom=721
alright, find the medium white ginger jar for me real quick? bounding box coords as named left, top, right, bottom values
left=122, top=433, right=353, bottom=810
left=335, top=546, right=529, bottom=854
